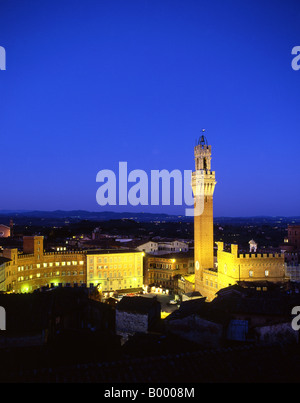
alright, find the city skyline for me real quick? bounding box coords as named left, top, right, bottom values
left=0, top=0, right=300, bottom=217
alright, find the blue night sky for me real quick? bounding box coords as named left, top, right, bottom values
left=0, top=0, right=299, bottom=217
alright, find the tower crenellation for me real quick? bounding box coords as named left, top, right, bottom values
left=194, top=135, right=212, bottom=172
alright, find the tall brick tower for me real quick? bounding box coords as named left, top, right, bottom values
left=192, top=132, right=216, bottom=294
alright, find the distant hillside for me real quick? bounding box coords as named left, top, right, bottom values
left=0, top=210, right=299, bottom=226
left=0, top=210, right=183, bottom=222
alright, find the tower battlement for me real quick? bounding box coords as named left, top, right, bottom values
left=217, top=242, right=283, bottom=259
left=194, top=143, right=211, bottom=153
left=238, top=253, right=283, bottom=259
left=194, top=136, right=212, bottom=171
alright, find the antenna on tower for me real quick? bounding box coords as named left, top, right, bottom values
left=198, top=129, right=208, bottom=147
left=196, top=128, right=207, bottom=146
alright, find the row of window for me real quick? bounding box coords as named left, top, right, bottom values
left=17, top=281, right=86, bottom=292
left=17, top=261, right=84, bottom=271
left=149, top=272, right=172, bottom=280
left=90, top=270, right=142, bottom=279
left=17, top=271, right=84, bottom=281
left=149, top=263, right=173, bottom=269
left=157, top=247, right=187, bottom=251
left=90, top=255, right=138, bottom=264
left=205, top=270, right=272, bottom=288
left=91, top=264, right=141, bottom=270
left=149, top=263, right=191, bottom=269
left=205, top=280, right=218, bottom=289
left=249, top=270, right=270, bottom=277
left=100, top=282, right=141, bottom=291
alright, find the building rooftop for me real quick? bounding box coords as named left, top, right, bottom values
left=183, top=291, right=202, bottom=298
left=166, top=298, right=228, bottom=325
left=86, top=249, right=142, bottom=255
left=211, top=282, right=300, bottom=317
left=146, top=250, right=194, bottom=259
left=0, top=257, right=11, bottom=265
left=181, top=274, right=195, bottom=283
left=116, top=296, right=160, bottom=314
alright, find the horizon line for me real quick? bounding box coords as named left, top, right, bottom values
left=0, top=209, right=299, bottom=219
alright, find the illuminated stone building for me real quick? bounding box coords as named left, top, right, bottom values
left=193, top=134, right=287, bottom=301
left=177, top=274, right=195, bottom=295
left=0, top=257, right=10, bottom=292
left=0, top=236, right=143, bottom=295
left=136, top=240, right=189, bottom=255
left=215, top=243, right=285, bottom=296
left=86, top=250, right=144, bottom=293
left=144, top=251, right=194, bottom=292
left=2, top=236, right=86, bottom=293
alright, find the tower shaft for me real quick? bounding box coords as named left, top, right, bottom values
left=192, top=136, right=216, bottom=294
